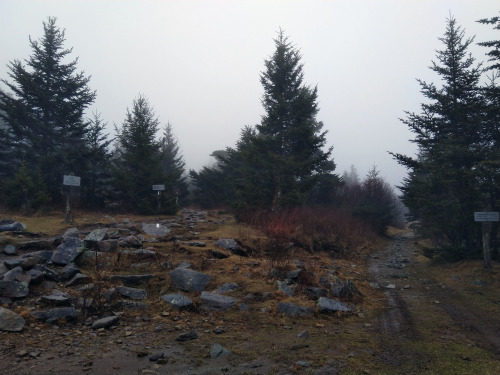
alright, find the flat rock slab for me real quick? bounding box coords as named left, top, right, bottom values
left=84, top=228, right=109, bottom=245
left=116, top=286, right=147, bottom=300
left=0, top=306, right=25, bottom=332
left=51, top=237, right=85, bottom=265
left=92, top=315, right=119, bottom=329
left=161, top=293, right=193, bottom=309
left=213, top=283, right=238, bottom=294
left=0, top=222, right=25, bottom=232
left=170, top=267, right=211, bottom=292
left=317, top=297, right=351, bottom=313
left=176, top=331, right=198, bottom=342
left=66, top=273, right=92, bottom=287
left=109, top=274, right=155, bottom=286
left=30, top=307, right=77, bottom=323
left=277, top=302, right=314, bottom=316
left=200, top=291, right=237, bottom=311
left=0, top=280, right=29, bottom=298
left=1, top=266, right=23, bottom=281
left=210, top=344, right=231, bottom=358
left=141, top=223, right=171, bottom=237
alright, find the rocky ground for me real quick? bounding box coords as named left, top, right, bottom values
left=1, top=211, right=499, bottom=375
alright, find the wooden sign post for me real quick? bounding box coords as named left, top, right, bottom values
left=152, top=184, right=165, bottom=210
left=474, top=212, right=499, bottom=269
left=63, top=174, right=81, bottom=223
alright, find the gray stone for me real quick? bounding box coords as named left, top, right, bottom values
left=62, top=227, right=79, bottom=240
left=4, top=245, right=17, bottom=256
left=116, top=286, right=147, bottom=300
left=277, top=302, right=313, bottom=316
left=113, top=300, right=148, bottom=310
left=109, top=274, right=155, bottom=286
left=200, top=291, right=237, bottom=311
left=118, top=236, right=142, bottom=248
left=0, top=222, right=25, bottom=232
left=213, top=283, right=238, bottom=294
left=210, top=344, right=231, bottom=358
left=161, top=293, right=193, bottom=309
left=66, top=273, right=92, bottom=287
left=30, top=307, right=78, bottom=323
left=20, top=257, right=38, bottom=269
left=286, top=268, right=302, bottom=282
left=317, top=297, right=351, bottom=313
left=84, top=228, right=108, bottom=247
left=60, top=263, right=80, bottom=281
left=25, top=269, right=44, bottom=284
left=41, top=290, right=72, bottom=306
left=19, top=238, right=54, bottom=250
left=0, top=306, right=25, bottom=332
left=4, top=258, right=23, bottom=269
left=32, top=265, right=60, bottom=281
left=0, top=263, right=8, bottom=278
left=92, top=315, right=119, bottom=329
left=305, top=287, right=329, bottom=299
left=51, top=237, right=85, bottom=265
left=0, top=280, right=29, bottom=298
left=22, top=250, right=53, bottom=263
left=297, top=330, right=309, bottom=338
left=170, top=267, right=211, bottom=292
left=141, top=223, right=171, bottom=237
left=182, top=241, right=206, bottom=247
left=276, top=280, right=294, bottom=297
left=176, top=331, right=198, bottom=342
left=213, top=238, right=238, bottom=251
left=1, top=266, right=23, bottom=281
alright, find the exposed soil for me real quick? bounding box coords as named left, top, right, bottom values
left=1, top=219, right=500, bottom=375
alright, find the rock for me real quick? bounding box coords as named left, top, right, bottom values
left=116, top=286, right=147, bottom=300
left=141, top=223, right=171, bottom=237
left=4, top=245, right=17, bottom=256
left=84, top=228, right=108, bottom=248
left=149, top=352, right=165, bottom=361
left=305, top=287, right=329, bottom=299
left=91, top=315, right=119, bottom=329
left=19, top=238, right=54, bottom=250
left=25, top=269, right=44, bottom=284
left=295, top=361, right=311, bottom=368
left=30, top=307, right=78, bottom=323
left=0, top=280, right=29, bottom=298
left=317, top=297, right=351, bottom=313
left=41, top=290, right=73, bottom=306
left=22, top=250, right=53, bottom=263
left=51, top=237, right=85, bottom=265
left=297, top=330, right=309, bottom=338
left=66, top=273, right=92, bottom=287
left=176, top=331, right=198, bottom=342
left=214, top=238, right=247, bottom=257
left=209, top=250, right=229, bottom=259
left=0, top=306, right=25, bottom=332
left=97, top=240, right=118, bottom=253
left=109, top=274, right=155, bottom=286
left=1, top=266, right=23, bottom=281
left=286, top=268, right=302, bottom=282
left=277, top=302, right=313, bottom=316
left=0, top=221, right=25, bottom=232
left=200, top=291, right=237, bottom=311
left=20, top=257, right=38, bottom=270
left=182, top=241, right=206, bottom=247
left=210, top=344, right=231, bottom=358
left=113, top=300, right=148, bottom=310
left=32, top=264, right=60, bottom=281
left=62, top=227, right=79, bottom=240
left=213, top=283, right=238, bottom=294
left=118, top=236, right=142, bottom=248
left=4, top=258, right=24, bottom=269
left=60, top=263, right=80, bottom=281
left=161, top=293, right=193, bottom=309
left=170, top=267, right=211, bottom=292
left=275, top=280, right=294, bottom=297
left=0, top=263, right=8, bottom=278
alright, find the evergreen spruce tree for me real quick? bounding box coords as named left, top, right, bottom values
left=0, top=17, right=96, bottom=202
left=112, top=95, right=172, bottom=214
left=83, top=112, right=113, bottom=208
left=160, top=122, right=188, bottom=206
left=391, top=16, right=485, bottom=257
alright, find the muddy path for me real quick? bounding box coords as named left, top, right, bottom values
left=367, top=232, right=500, bottom=374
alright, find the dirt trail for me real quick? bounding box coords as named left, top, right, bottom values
left=367, top=231, right=500, bottom=373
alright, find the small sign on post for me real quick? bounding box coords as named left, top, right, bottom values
left=474, top=211, right=499, bottom=269
left=63, top=174, right=81, bottom=223
left=152, top=184, right=165, bottom=210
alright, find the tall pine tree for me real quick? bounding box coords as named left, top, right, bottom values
left=391, top=16, right=485, bottom=257
left=0, top=17, right=96, bottom=202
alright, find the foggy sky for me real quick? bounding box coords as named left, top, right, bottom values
left=1, top=0, right=498, bottom=188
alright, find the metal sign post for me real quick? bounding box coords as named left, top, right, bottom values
left=474, top=212, right=499, bottom=269
left=63, top=174, right=81, bottom=223
left=152, top=184, right=165, bottom=210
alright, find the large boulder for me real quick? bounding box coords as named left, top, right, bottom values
left=0, top=306, right=25, bottom=332
left=0, top=221, right=25, bottom=232
left=200, top=291, right=237, bottom=311
left=0, top=280, right=29, bottom=298
left=51, top=237, right=85, bottom=265
left=141, top=223, right=171, bottom=237
left=170, top=267, right=211, bottom=292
